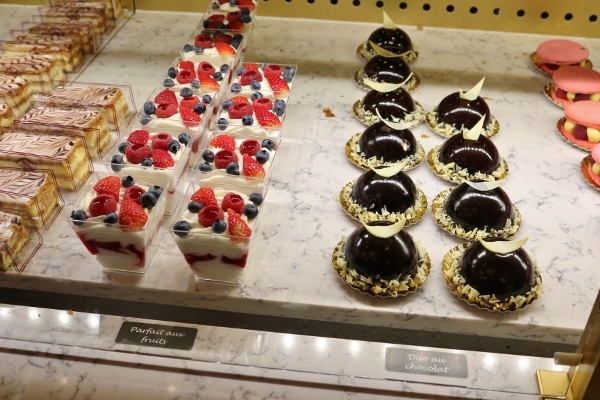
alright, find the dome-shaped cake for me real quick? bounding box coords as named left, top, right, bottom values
left=354, top=55, right=419, bottom=92
left=357, top=12, right=417, bottom=63
left=353, top=87, right=424, bottom=128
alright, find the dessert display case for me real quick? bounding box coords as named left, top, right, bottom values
left=1, top=1, right=600, bottom=398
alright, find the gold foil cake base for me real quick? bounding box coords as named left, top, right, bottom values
left=426, top=146, right=509, bottom=183
left=344, top=132, right=425, bottom=171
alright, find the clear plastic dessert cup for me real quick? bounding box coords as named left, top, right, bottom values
left=67, top=173, right=167, bottom=274
left=169, top=181, right=266, bottom=285
left=179, top=28, right=247, bottom=75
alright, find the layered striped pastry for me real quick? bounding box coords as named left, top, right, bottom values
left=51, top=0, right=122, bottom=20
left=40, top=3, right=109, bottom=35
left=16, top=107, right=113, bottom=158
left=0, top=169, right=62, bottom=229
left=0, top=210, right=29, bottom=271
left=41, top=85, right=130, bottom=129
left=0, top=104, right=14, bottom=129
left=2, top=33, right=84, bottom=73
left=0, top=75, right=34, bottom=119
left=26, top=21, right=96, bottom=54
left=0, top=130, right=92, bottom=191
left=0, top=54, right=65, bottom=94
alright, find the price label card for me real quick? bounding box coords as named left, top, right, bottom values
left=385, top=347, right=468, bottom=379
left=116, top=321, right=197, bottom=351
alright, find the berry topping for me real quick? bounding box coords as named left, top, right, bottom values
left=252, top=98, right=273, bottom=111
left=199, top=205, right=224, bottom=228
left=255, top=109, right=282, bottom=128
left=191, top=187, right=218, bottom=207
left=263, top=64, right=282, bottom=80
left=128, top=129, right=150, bottom=146
left=70, top=209, right=87, bottom=225
left=139, top=192, right=159, bottom=208
left=168, top=140, right=181, bottom=153
left=121, top=175, right=135, bottom=188
left=215, top=41, right=236, bottom=57
left=222, top=192, right=245, bottom=214
left=88, top=194, right=118, bottom=217
left=214, top=149, right=238, bottom=169
left=242, top=115, right=254, bottom=125
left=155, top=103, right=178, bottom=119
left=194, top=34, right=213, bottom=49
left=110, top=155, right=124, bottom=171
left=240, top=69, right=263, bottom=86
left=202, top=149, right=215, bottom=162
left=242, top=153, right=266, bottom=177
left=178, top=60, right=195, bottom=72
left=178, top=133, right=191, bottom=145
left=180, top=106, right=201, bottom=128
left=226, top=162, right=240, bottom=175
left=143, top=101, right=156, bottom=115
left=93, top=175, right=121, bottom=201
left=154, top=89, right=178, bottom=105
left=261, top=138, right=275, bottom=151
left=148, top=185, right=163, bottom=199
left=123, top=185, right=146, bottom=203
left=152, top=149, right=175, bottom=168
left=227, top=208, right=252, bottom=241
left=255, top=149, right=270, bottom=164
left=125, top=144, right=153, bottom=164
left=248, top=192, right=263, bottom=206
left=273, top=99, right=286, bottom=116
left=243, top=203, right=258, bottom=219
left=228, top=102, right=253, bottom=119
left=209, top=134, right=236, bottom=151
left=198, top=73, right=220, bottom=92
left=176, top=68, right=196, bottom=84
left=180, top=95, right=201, bottom=110
left=244, top=63, right=259, bottom=71
left=151, top=132, right=173, bottom=150
left=197, top=61, right=216, bottom=76
left=119, top=199, right=148, bottom=229
left=103, top=213, right=119, bottom=225
left=239, top=139, right=261, bottom=156
left=187, top=201, right=203, bottom=213
left=173, top=220, right=191, bottom=237
left=212, top=219, right=227, bottom=233
left=229, top=95, right=250, bottom=105
left=267, top=76, right=290, bottom=97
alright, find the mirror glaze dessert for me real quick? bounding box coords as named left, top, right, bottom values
left=332, top=221, right=430, bottom=297
left=431, top=181, right=521, bottom=240
left=353, top=87, right=424, bottom=128
left=354, top=55, right=419, bottom=92
left=340, top=168, right=427, bottom=226
left=357, top=12, right=417, bottom=63
left=345, top=120, right=424, bottom=170
left=442, top=238, right=543, bottom=312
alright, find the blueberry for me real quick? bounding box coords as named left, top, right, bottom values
left=273, top=99, right=286, bottom=116
left=187, top=201, right=203, bottom=213
left=168, top=140, right=181, bottom=153
left=240, top=7, right=250, bottom=15
left=103, top=213, right=118, bottom=225
left=231, top=34, right=243, bottom=49
left=198, top=161, right=212, bottom=172
left=194, top=103, right=207, bottom=114
left=213, top=71, right=223, bottom=81
left=173, top=220, right=192, bottom=237
left=121, top=175, right=135, bottom=188
left=183, top=43, right=194, bottom=52
left=217, top=117, right=228, bottom=130
left=226, top=162, right=240, bottom=175
left=236, top=67, right=246, bottom=77
left=70, top=209, right=87, bottom=225
left=212, top=219, right=227, bottom=233
left=178, top=133, right=191, bottom=145
left=249, top=80, right=260, bottom=90
left=141, top=158, right=153, bottom=167
left=242, top=115, right=254, bottom=125
left=140, top=192, right=158, bottom=208
left=191, top=79, right=200, bottom=89
left=229, top=0, right=238, bottom=5
left=248, top=193, right=263, bottom=206
left=231, top=83, right=242, bottom=94
left=282, top=67, right=296, bottom=83
left=167, top=67, right=178, bottom=79
left=211, top=2, right=219, bottom=9
left=250, top=91, right=263, bottom=101
left=194, top=46, right=203, bottom=55
left=240, top=14, right=252, bottom=23
left=243, top=203, right=258, bottom=219
left=202, top=94, right=212, bottom=104
left=255, top=149, right=270, bottom=164
left=202, top=20, right=210, bottom=29
left=180, top=87, right=193, bottom=98
left=110, top=154, right=124, bottom=171
left=163, top=78, right=175, bottom=88
left=220, top=64, right=229, bottom=73
left=202, top=149, right=215, bottom=162
left=118, top=142, right=129, bottom=153
left=261, top=138, right=275, bottom=151
left=221, top=99, right=234, bottom=111
left=148, top=185, right=163, bottom=199
left=143, top=101, right=156, bottom=115
left=140, top=114, right=152, bottom=125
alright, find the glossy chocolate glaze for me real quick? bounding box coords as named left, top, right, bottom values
left=367, top=27, right=413, bottom=55
left=352, top=169, right=417, bottom=213
left=460, top=238, right=535, bottom=298
left=363, top=55, right=411, bottom=84
left=358, top=121, right=417, bottom=161
left=436, top=92, right=491, bottom=129
left=363, top=89, right=415, bottom=120
left=345, top=221, right=418, bottom=280
left=444, top=182, right=514, bottom=231
left=438, top=134, right=500, bottom=174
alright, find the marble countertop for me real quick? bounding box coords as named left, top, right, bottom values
left=1, top=3, right=599, bottom=359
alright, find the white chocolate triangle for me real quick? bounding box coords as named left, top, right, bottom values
left=383, top=11, right=396, bottom=29
left=375, top=105, right=414, bottom=130
left=363, top=219, right=405, bottom=238
left=459, top=77, right=486, bottom=101
left=463, top=115, right=486, bottom=140
left=368, top=159, right=408, bottom=177
left=465, top=179, right=504, bottom=191
left=478, top=237, right=528, bottom=255
left=368, top=41, right=411, bottom=58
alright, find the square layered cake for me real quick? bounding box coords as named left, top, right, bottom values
left=0, top=210, right=29, bottom=271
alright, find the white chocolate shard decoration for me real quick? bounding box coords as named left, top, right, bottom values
left=459, top=77, right=486, bottom=101
left=365, top=72, right=413, bottom=93
left=383, top=11, right=396, bottom=28
left=479, top=237, right=528, bottom=255
left=369, top=41, right=411, bottom=59
left=368, top=159, right=408, bottom=177
left=465, top=179, right=504, bottom=191
left=376, top=108, right=414, bottom=130
left=463, top=115, right=486, bottom=140
left=364, top=218, right=405, bottom=238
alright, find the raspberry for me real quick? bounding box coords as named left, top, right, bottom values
left=263, top=64, right=282, bottom=80
left=239, top=139, right=261, bottom=156
left=178, top=60, right=195, bottom=72
left=154, top=89, right=178, bottom=105
left=228, top=102, right=253, bottom=119
left=88, top=194, right=118, bottom=217
left=152, top=149, right=175, bottom=168
left=252, top=98, right=273, bottom=111
left=242, top=153, right=265, bottom=178
left=180, top=95, right=201, bottom=110
left=151, top=133, right=173, bottom=150
left=198, top=205, right=224, bottom=228
left=194, top=34, right=213, bottom=49
left=155, top=103, right=178, bottom=119
left=128, top=129, right=150, bottom=146
left=93, top=175, right=121, bottom=201
left=197, top=61, right=216, bottom=76
left=221, top=192, right=245, bottom=214
left=240, top=70, right=262, bottom=86
left=119, top=199, right=148, bottom=229
left=214, top=149, right=238, bottom=169
left=191, top=187, right=218, bottom=207
left=123, top=185, right=146, bottom=203
left=176, top=68, right=196, bottom=84
left=229, top=95, right=250, bottom=105
left=125, top=144, right=152, bottom=164
left=209, top=134, right=236, bottom=151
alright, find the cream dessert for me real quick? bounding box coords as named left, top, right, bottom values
left=139, top=88, right=210, bottom=132
left=0, top=104, right=14, bottom=129
left=201, top=8, right=254, bottom=31
left=357, top=12, right=417, bottom=63
left=442, top=237, right=543, bottom=312
left=171, top=185, right=263, bottom=284
left=558, top=100, right=600, bottom=150
left=181, top=30, right=246, bottom=67
left=427, top=117, right=508, bottom=183
left=228, top=63, right=295, bottom=99
left=16, top=106, right=113, bottom=159
left=0, top=130, right=92, bottom=191
left=0, top=169, right=62, bottom=229
left=345, top=119, right=424, bottom=170
left=332, top=220, right=430, bottom=297
left=432, top=180, right=521, bottom=241
left=0, top=210, right=29, bottom=271
left=68, top=174, right=166, bottom=274
left=531, top=39, right=592, bottom=75
left=339, top=163, right=427, bottom=226
left=163, top=58, right=229, bottom=94
left=213, top=94, right=285, bottom=139
left=426, top=78, right=499, bottom=138
left=0, top=75, right=34, bottom=119
left=196, top=133, right=278, bottom=189
left=581, top=143, right=600, bottom=190
left=0, top=54, right=65, bottom=94
left=353, top=84, right=424, bottom=128
left=354, top=55, right=419, bottom=92
left=40, top=85, right=131, bottom=130
left=546, top=66, right=600, bottom=107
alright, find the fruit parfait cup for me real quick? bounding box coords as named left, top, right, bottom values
left=67, top=173, right=167, bottom=274
left=227, top=62, right=297, bottom=100
left=103, top=126, right=193, bottom=214
left=193, top=132, right=280, bottom=191
left=180, top=28, right=248, bottom=73
left=170, top=182, right=265, bottom=285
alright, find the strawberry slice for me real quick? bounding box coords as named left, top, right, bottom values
left=242, top=153, right=265, bottom=178
left=254, top=109, right=282, bottom=128
left=227, top=208, right=252, bottom=242
left=154, top=89, right=178, bottom=105
left=180, top=95, right=201, bottom=110
left=198, top=73, right=220, bottom=92
left=88, top=194, right=118, bottom=217
left=244, top=64, right=259, bottom=71
left=152, top=149, right=175, bottom=168
left=191, top=187, right=218, bottom=207
left=180, top=106, right=201, bottom=128
left=93, top=175, right=121, bottom=201
left=127, top=129, right=150, bottom=146
left=119, top=199, right=148, bottom=230
left=229, top=95, right=251, bottom=105
left=215, top=41, right=235, bottom=58
left=267, top=76, right=290, bottom=98
left=209, top=134, right=236, bottom=151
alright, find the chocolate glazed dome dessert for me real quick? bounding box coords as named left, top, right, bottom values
left=354, top=55, right=420, bottom=92
left=340, top=164, right=428, bottom=225
left=431, top=180, right=522, bottom=240
left=426, top=78, right=500, bottom=138
left=345, top=119, right=425, bottom=170
left=332, top=220, right=431, bottom=297
left=442, top=237, right=543, bottom=312
left=427, top=116, right=508, bottom=183
left=353, top=82, right=425, bottom=128
left=357, top=12, right=418, bottom=63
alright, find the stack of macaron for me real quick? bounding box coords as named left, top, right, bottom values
left=532, top=39, right=592, bottom=75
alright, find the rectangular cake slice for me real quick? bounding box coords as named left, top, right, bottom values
left=2, top=33, right=83, bottom=73
left=0, top=104, right=14, bottom=129
left=25, top=21, right=96, bottom=54
left=0, top=130, right=92, bottom=191
left=0, top=169, right=62, bottom=229
left=0, top=54, right=65, bottom=94
left=51, top=0, right=122, bottom=20
left=39, top=3, right=109, bottom=35
left=0, top=74, right=34, bottom=119
left=0, top=210, right=29, bottom=271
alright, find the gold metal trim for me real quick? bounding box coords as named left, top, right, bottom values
left=536, top=370, right=570, bottom=399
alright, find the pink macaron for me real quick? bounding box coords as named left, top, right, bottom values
left=536, top=39, right=589, bottom=65
left=592, top=143, right=600, bottom=163
left=564, top=101, right=600, bottom=129
left=549, top=66, right=600, bottom=106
